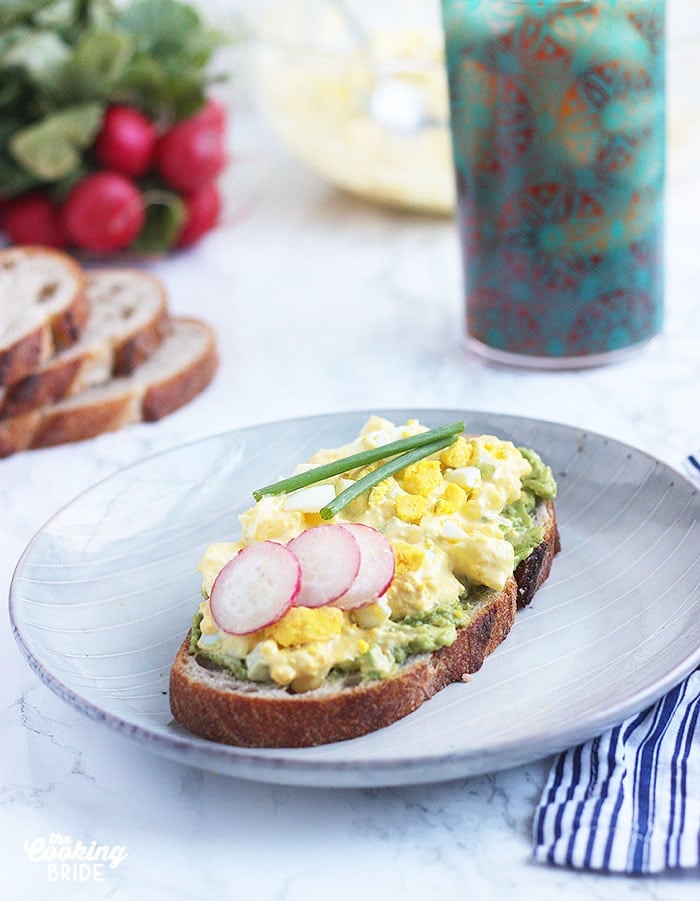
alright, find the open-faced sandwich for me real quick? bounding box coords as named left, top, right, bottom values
left=170, top=416, right=560, bottom=747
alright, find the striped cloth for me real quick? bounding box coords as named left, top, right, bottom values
left=533, top=667, right=700, bottom=873
left=687, top=452, right=700, bottom=481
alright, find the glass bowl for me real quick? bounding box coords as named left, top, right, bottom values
left=249, top=0, right=455, bottom=215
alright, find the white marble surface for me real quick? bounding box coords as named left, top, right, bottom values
left=3, top=10, right=700, bottom=899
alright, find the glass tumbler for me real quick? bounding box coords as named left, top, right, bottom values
left=441, top=0, right=665, bottom=368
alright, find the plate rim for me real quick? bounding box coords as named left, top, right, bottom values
left=9, top=408, right=700, bottom=786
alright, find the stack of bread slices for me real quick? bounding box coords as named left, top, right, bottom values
left=0, top=246, right=218, bottom=457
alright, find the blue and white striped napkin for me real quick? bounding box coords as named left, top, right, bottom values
left=533, top=668, right=700, bottom=873
left=533, top=451, right=700, bottom=874
left=533, top=452, right=700, bottom=874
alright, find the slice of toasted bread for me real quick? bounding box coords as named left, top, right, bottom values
left=0, top=317, right=217, bottom=457
left=515, top=500, right=560, bottom=608
left=0, top=246, right=88, bottom=387
left=0, top=269, right=169, bottom=418
left=169, top=501, right=560, bottom=748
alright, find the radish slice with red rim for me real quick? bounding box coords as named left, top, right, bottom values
left=209, top=541, right=301, bottom=634
left=331, top=523, right=395, bottom=610
left=287, top=524, right=361, bottom=608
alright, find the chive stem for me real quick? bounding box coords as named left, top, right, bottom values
left=252, top=421, right=465, bottom=501
left=319, top=434, right=458, bottom=520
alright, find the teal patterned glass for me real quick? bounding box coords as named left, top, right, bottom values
left=441, top=0, right=665, bottom=365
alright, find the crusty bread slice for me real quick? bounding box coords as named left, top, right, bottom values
left=514, top=500, right=560, bottom=608
left=0, top=246, right=88, bottom=387
left=169, top=501, right=560, bottom=748
left=0, top=317, right=217, bottom=457
left=0, top=269, right=168, bottom=418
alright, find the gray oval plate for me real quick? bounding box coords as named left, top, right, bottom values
left=9, top=410, right=700, bottom=788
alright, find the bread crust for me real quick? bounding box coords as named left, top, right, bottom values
left=170, top=578, right=518, bottom=748
left=143, top=337, right=219, bottom=422
left=0, top=318, right=217, bottom=456
left=0, top=247, right=88, bottom=387
left=0, top=356, right=85, bottom=420
left=52, top=286, right=89, bottom=349
left=0, top=271, right=168, bottom=419
left=169, top=502, right=560, bottom=748
left=514, top=500, right=560, bottom=608
left=30, top=393, right=142, bottom=449
left=0, top=409, right=38, bottom=457
left=113, top=308, right=168, bottom=376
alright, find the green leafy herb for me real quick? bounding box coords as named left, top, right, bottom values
left=131, top=187, right=187, bottom=254
left=0, top=0, right=229, bottom=199
left=117, top=0, right=224, bottom=72
left=0, top=2, right=50, bottom=31
left=9, top=102, right=103, bottom=179
left=0, top=30, right=71, bottom=88
left=114, top=0, right=227, bottom=121
left=252, top=422, right=465, bottom=502
left=52, top=30, right=135, bottom=103
left=319, top=434, right=458, bottom=520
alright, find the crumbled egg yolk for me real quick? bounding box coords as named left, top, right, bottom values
left=385, top=538, right=462, bottom=617
left=368, top=478, right=393, bottom=508
left=195, top=417, right=534, bottom=692
left=395, top=493, right=428, bottom=524
left=393, top=540, right=426, bottom=572
left=261, top=606, right=344, bottom=647
left=400, top=459, right=443, bottom=497
left=439, top=436, right=474, bottom=469
left=252, top=605, right=385, bottom=692
left=434, top=481, right=469, bottom=515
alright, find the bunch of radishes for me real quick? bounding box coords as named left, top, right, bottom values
left=1, top=97, right=226, bottom=255
left=210, top=524, right=396, bottom=635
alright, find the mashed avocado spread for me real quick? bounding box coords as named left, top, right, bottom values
left=191, top=418, right=557, bottom=693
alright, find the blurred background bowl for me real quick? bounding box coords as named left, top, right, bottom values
left=247, top=0, right=455, bottom=215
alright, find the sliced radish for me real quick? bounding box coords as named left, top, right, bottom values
left=287, top=525, right=361, bottom=608
left=331, top=523, right=395, bottom=610
left=209, top=541, right=301, bottom=635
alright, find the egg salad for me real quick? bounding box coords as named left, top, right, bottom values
left=190, top=417, right=556, bottom=693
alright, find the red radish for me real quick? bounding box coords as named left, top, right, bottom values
left=287, top=525, right=361, bottom=608
left=94, top=105, right=158, bottom=177
left=332, top=524, right=395, bottom=610
left=176, top=182, right=221, bottom=248
left=61, top=172, right=145, bottom=252
left=199, top=97, right=227, bottom=134
left=156, top=105, right=226, bottom=192
left=3, top=192, right=66, bottom=248
left=209, top=541, right=301, bottom=635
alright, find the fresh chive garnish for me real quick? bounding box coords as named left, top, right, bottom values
left=319, top=434, right=458, bottom=520
left=252, top=421, right=465, bottom=501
